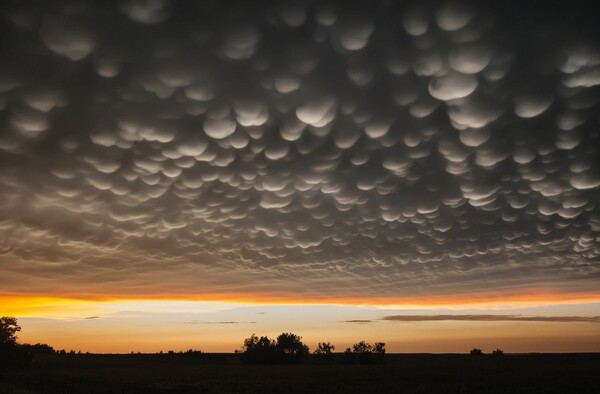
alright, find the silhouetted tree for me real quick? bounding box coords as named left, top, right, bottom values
left=240, top=333, right=309, bottom=364
left=314, top=342, right=335, bottom=363
left=0, top=317, right=31, bottom=369
left=343, top=341, right=386, bottom=364
left=0, top=317, right=21, bottom=345
left=240, top=334, right=277, bottom=364
left=373, top=342, right=386, bottom=362
left=492, top=348, right=504, bottom=356
left=470, top=348, right=484, bottom=355
left=352, top=341, right=373, bottom=354
left=276, top=332, right=309, bottom=363
left=373, top=342, right=386, bottom=354
left=314, top=342, right=335, bottom=355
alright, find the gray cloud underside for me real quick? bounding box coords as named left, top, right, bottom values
left=382, top=315, right=600, bottom=323
left=0, top=0, right=599, bottom=299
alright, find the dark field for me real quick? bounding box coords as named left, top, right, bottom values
left=1, top=353, right=599, bottom=393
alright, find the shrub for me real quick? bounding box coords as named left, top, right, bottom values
left=314, top=342, right=335, bottom=355
left=343, top=341, right=386, bottom=364
left=314, top=342, right=335, bottom=363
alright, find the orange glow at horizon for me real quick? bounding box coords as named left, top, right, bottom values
left=3, top=290, right=600, bottom=317
left=12, top=301, right=600, bottom=354
left=18, top=324, right=600, bottom=355
left=5, top=292, right=600, bottom=354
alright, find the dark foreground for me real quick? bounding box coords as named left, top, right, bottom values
left=1, top=353, right=599, bottom=393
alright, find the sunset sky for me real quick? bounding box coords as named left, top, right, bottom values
left=0, top=0, right=599, bottom=353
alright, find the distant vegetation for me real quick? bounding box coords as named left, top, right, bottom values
left=342, top=341, right=386, bottom=364
left=237, top=333, right=391, bottom=364
left=1, top=316, right=56, bottom=369
left=469, top=348, right=506, bottom=356
left=239, top=332, right=309, bottom=364
left=3, top=316, right=512, bottom=371
left=313, top=342, right=335, bottom=362
left=347, top=341, right=386, bottom=354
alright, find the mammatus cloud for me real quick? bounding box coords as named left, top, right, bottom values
left=382, top=315, right=600, bottom=323
left=0, top=0, right=599, bottom=302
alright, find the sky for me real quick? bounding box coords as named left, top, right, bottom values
left=0, top=0, right=599, bottom=353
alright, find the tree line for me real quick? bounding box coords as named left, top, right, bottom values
left=0, top=317, right=57, bottom=368
left=1, top=317, right=505, bottom=369
left=236, top=332, right=386, bottom=364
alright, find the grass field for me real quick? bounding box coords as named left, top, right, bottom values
left=1, top=353, right=599, bottom=393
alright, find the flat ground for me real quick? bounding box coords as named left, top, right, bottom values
left=1, top=353, right=599, bottom=393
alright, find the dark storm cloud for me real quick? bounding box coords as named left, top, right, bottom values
left=382, top=315, right=600, bottom=323
left=0, top=0, right=599, bottom=299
